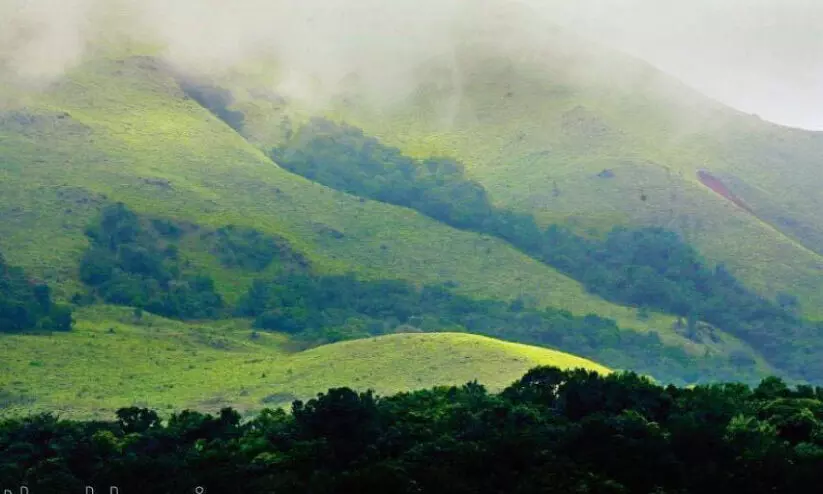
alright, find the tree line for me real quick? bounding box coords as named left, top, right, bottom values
left=271, top=118, right=823, bottom=383
left=3, top=367, right=823, bottom=493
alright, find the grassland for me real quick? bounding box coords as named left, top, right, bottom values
left=0, top=54, right=732, bottom=356
left=0, top=306, right=608, bottom=419
left=0, top=52, right=734, bottom=415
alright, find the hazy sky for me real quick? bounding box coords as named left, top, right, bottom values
left=1, top=0, right=821, bottom=130
left=536, top=0, right=823, bottom=130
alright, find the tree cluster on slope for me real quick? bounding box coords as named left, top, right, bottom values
left=69, top=204, right=784, bottom=385
left=3, top=367, right=823, bottom=493
left=203, top=225, right=309, bottom=272
left=0, top=253, right=72, bottom=332
left=179, top=81, right=245, bottom=132
left=78, top=203, right=224, bottom=319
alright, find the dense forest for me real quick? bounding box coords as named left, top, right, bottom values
left=3, top=367, right=823, bottom=493
left=271, top=119, right=823, bottom=383
left=0, top=252, right=72, bottom=333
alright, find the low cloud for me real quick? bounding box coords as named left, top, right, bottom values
left=532, top=0, right=823, bottom=130
left=0, top=0, right=820, bottom=129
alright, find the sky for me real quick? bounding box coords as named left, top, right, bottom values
left=535, top=0, right=823, bottom=130
left=0, top=0, right=821, bottom=131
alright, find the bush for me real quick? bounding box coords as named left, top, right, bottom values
left=205, top=225, right=308, bottom=272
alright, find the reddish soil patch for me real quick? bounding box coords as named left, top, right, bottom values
left=697, top=170, right=755, bottom=215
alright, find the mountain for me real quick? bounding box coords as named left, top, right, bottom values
left=297, top=7, right=823, bottom=320
left=0, top=55, right=657, bottom=325
left=0, top=52, right=771, bottom=385
left=2, top=2, right=823, bottom=417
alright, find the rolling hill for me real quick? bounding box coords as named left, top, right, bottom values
left=0, top=306, right=608, bottom=419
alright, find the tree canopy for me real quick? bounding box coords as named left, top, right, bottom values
left=3, top=367, right=823, bottom=493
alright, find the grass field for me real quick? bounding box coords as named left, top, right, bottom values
left=0, top=307, right=608, bottom=419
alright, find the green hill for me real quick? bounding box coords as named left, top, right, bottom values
left=210, top=5, right=823, bottom=383
left=0, top=54, right=773, bottom=382
left=299, top=14, right=823, bottom=320
left=0, top=306, right=607, bottom=419
left=0, top=56, right=662, bottom=326
left=3, top=3, right=820, bottom=391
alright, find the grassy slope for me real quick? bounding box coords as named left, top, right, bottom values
left=0, top=307, right=608, bottom=419
left=0, top=54, right=721, bottom=351
left=0, top=49, right=777, bottom=391
left=255, top=11, right=823, bottom=318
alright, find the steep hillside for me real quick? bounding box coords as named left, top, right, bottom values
left=0, top=306, right=608, bottom=419
left=0, top=63, right=669, bottom=324
left=2, top=7, right=816, bottom=387
left=226, top=5, right=823, bottom=319
left=0, top=54, right=766, bottom=385
left=0, top=56, right=659, bottom=325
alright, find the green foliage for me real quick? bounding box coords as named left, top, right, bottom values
left=272, top=119, right=494, bottom=230
left=542, top=226, right=823, bottom=382
left=0, top=253, right=72, bottom=332
left=272, top=119, right=821, bottom=383
left=4, top=368, right=823, bottom=493
left=204, top=225, right=309, bottom=272
left=79, top=203, right=224, bottom=319
left=237, top=272, right=758, bottom=385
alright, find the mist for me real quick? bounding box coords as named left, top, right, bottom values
left=0, top=0, right=470, bottom=101
left=533, top=0, right=823, bottom=131
left=1, top=0, right=820, bottom=130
